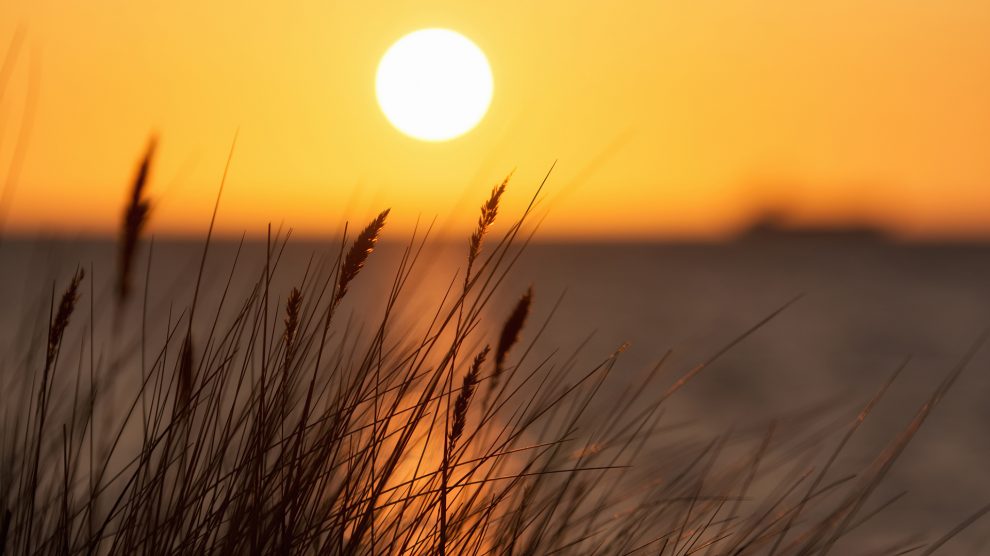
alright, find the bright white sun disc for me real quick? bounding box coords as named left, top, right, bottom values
left=376, top=29, right=493, bottom=141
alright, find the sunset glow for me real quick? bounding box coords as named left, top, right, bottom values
left=0, top=1, right=988, bottom=239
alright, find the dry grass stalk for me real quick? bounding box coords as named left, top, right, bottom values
left=336, top=209, right=389, bottom=304
left=0, top=510, right=10, bottom=555
left=178, top=334, right=194, bottom=409
left=117, top=137, right=155, bottom=303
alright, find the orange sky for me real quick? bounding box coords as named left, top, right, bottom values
left=1, top=0, right=989, bottom=240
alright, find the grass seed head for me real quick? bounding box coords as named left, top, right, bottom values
left=467, top=174, right=510, bottom=273
left=336, top=209, right=389, bottom=304
left=117, top=137, right=155, bottom=303
left=284, top=287, right=303, bottom=368
left=47, top=268, right=85, bottom=369
left=494, top=286, right=533, bottom=379
left=450, top=345, right=489, bottom=452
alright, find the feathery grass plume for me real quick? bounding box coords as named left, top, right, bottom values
left=47, top=268, right=84, bottom=369
left=466, top=174, right=509, bottom=282
left=450, top=346, right=489, bottom=452
left=283, top=287, right=302, bottom=368
left=484, top=287, right=532, bottom=411
left=335, top=209, right=389, bottom=304
left=494, top=286, right=533, bottom=379
left=117, top=137, right=155, bottom=303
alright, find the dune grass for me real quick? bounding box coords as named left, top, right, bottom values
left=0, top=140, right=987, bottom=556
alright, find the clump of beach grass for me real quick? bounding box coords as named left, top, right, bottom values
left=0, top=140, right=987, bottom=556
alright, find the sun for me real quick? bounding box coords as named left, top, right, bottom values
left=376, top=29, right=493, bottom=142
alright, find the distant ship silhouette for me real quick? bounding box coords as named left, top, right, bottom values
left=737, top=211, right=889, bottom=242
